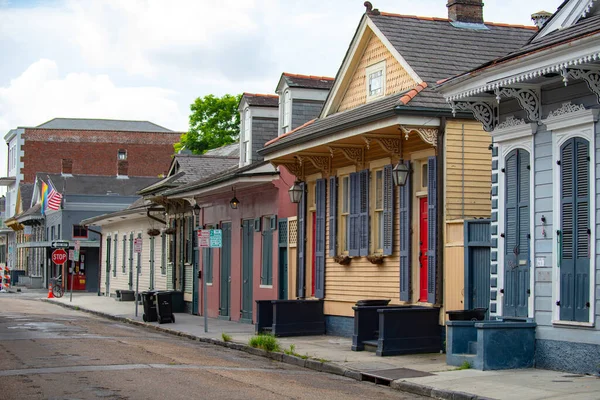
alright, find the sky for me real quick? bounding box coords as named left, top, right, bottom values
left=0, top=0, right=565, bottom=174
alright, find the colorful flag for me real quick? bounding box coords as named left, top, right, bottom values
left=46, top=182, right=63, bottom=211
left=40, top=181, right=49, bottom=215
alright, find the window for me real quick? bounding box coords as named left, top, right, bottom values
left=340, top=175, right=350, bottom=252
left=168, top=220, right=175, bottom=264
left=282, top=90, right=291, bottom=133
left=106, top=236, right=112, bottom=279
left=374, top=169, right=384, bottom=252
left=51, top=226, right=55, bottom=240
left=57, top=224, right=61, bottom=240
left=185, top=216, right=193, bottom=264
left=73, top=225, right=88, bottom=238
left=122, top=234, right=127, bottom=273
left=113, top=234, right=118, bottom=277
left=422, top=163, right=428, bottom=189
left=117, top=149, right=127, bottom=160
left=366, top=61, right=386, bottom=101
left=243, top=108, right=251, bottom=165
left=161, top=232, right=167, bottom=275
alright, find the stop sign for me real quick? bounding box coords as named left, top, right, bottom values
left=52, top=249, right=68, bottom=265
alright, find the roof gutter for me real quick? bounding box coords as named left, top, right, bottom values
left=164, top=171, right=279, bottom=197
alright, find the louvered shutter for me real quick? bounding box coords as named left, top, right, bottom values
left=560, top=138, right=590, bottom=322
left=297, top=182, right=307, bottom=298
left=427, top=156, right=437, bottom=304
left=383, top=164, right=394, bottom=256
left=349, top=172, right=360, bottom=257
left=315, top=179, right=326, bottom=299
left=399, top=161, right=412, bottom=301
left=359, top=169, right=370, bottom=256
left=329, top=176, right=338, bottom=257
left=504, top=150, right=519, bottom=316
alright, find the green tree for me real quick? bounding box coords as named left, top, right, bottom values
left=175, top=94, right=242, bottom=154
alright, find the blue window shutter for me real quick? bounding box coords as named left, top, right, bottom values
left=427, top=156, right=437, bottom=304
left=315, top=179, right=327, bottom=299
left=560, top=138, right=590, bottom=322
left=349, top=172, right=360, bottom=257
left=504, top=150, right=519, bottom=316
left=359, top=169, right=370, bottom=256
left=297, top=182, right=307, bottom=298
left=329, top=176, right=338, bottom=257
left=399, top=161, right=412, bottom=301
left=261, top=217, right=273, bottom=286
left=383, top=164, right=394, bottom=256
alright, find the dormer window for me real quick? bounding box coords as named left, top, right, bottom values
left=242, top=108, right=251, bottom=165
left=117, top=149, right=127, bottom=160
left=282, top=90, right=291, bottom=134
left=366, top=61, right=386, bottom=101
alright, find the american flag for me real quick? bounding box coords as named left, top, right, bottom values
left=46, top=183, right=63, bottom=211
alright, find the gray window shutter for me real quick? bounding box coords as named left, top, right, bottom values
left=504, top=150, right=519, bottom=316
left=315, top=179, right=327, bottom=299
left=399, top=161, right=412, bottom=301
left=383, top=164, right=394, bottom=256
left=297, top=182, right=307, bottom=298
left=329, top=176, right=338, bottom=257
left=359, top=169, right=370, bottom=256
left=106, top=236, right=112, bottom=282
left=427, top=156, right=437, bottom=304
left=113, top=234, right=118, bottom=277
left=261, top=217, right=273, bottom=286
left=560, top=138, right=590, bottom=322
left=349, top=172, right=360, bottom=257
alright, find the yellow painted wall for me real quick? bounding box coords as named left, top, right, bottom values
left=445, top=119, right=492, bottom=220
left=337, top=29, right=417, bottom=113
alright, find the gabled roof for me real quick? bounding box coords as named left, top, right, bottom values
left=39, top=174, right=159, bottom=196
left=204, top=142, right=239, bottom=157
left=81, top=197, right=163, bottom=226
left=33, top=118, right=174, bottom=133
left=18, top=183, right=34, bottom=214
left=533, top=0, right=597, bottom=41
left=240, top=93, right=279, bottom=108
left=280, top=73, right=334, bottom=90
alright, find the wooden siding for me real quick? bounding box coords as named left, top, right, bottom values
left=100, top=218, right=168, bottom=296
left=337, top=30, right=416, bottom=113
left=445, top=119, right=492, bottom=220
left=444, top=220, right=465, bottom=312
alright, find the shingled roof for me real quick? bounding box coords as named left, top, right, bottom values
left=35, top=118, right=174, bottom=133
left=242, top=93, right=279, bottom=108
left=40, top=174, right=159, bottom=196
left=282, top=73, right=334, bottom=90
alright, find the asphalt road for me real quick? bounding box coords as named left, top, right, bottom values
left=0, top=296, right=423, bottom=400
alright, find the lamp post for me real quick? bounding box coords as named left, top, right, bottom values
left=288, top=181, right=303, bottom=204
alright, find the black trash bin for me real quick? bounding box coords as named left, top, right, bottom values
left=155, top=291, right=175, bottom=324
left=142, top=291, right=157, bottom=322
left=446, top=308, right=488, bottom=321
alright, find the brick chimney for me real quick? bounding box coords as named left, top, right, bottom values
left=447, top=0, right=484, bottom=24
left=61, top=158, right=73, bottom=175
left=117, top=160, right=129, bottom=177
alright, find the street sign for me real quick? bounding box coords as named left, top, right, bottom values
left=198, top=229, right=222, bottom=248
left=51, top=241, right=70, bottom=249
left=52, top=249, right=68, bottom=265
left=133, top=237, right=143, bottom=253
left=69, top=250, right=75, bottom=260
left=74, top=240, right=81, bottom=260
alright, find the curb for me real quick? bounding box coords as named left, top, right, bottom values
left=41, top=299, right=486, bottom=399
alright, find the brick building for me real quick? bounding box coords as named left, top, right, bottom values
left=1, top=118, right=181, bottom=273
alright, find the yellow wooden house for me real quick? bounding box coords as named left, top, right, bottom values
left=259, top=2, right=537, bottom=333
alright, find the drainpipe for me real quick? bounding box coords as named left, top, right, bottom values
left=85, top=226, right=102, bottom=296
left=437, top=117, right=446, bottom=307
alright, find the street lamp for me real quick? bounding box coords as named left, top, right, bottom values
left=392, top=161, right=410, bottom=186
left=288, top=181, right=303, bottom=204
left=229, top=188, right=239, bottom=209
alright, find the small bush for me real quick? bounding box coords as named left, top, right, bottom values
left=284, top=344, right=296, bottom=355
left=456, top=361, right=472, bottom=370
left=248, top=334, right=280, bottom=352
left=221, top=333, right=232, bottom=342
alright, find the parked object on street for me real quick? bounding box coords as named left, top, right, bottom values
left=155, top=291, right=175, bottom=324
left=446, top=308, right=487, bottom=321
left=255, top=299, right=325, bottom=337
left=141, top=291, right=158, bottom=322
left=117, top=289, right=135, bottom=302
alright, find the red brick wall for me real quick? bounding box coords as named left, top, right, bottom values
left=21, top=128, right=181, bottom=183
left=447, top=0, right=483, bottom=23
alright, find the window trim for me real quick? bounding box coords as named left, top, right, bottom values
left=72, top=225, right=88, bottom=239
left=337, top=165, right=356, bottom=255
left=551, top=126, right=595, bottom=324
left=372, top=168, right=385, bottom=254
left=365, top=60, right=386, bottom=102
left=243, top=107, right=251, bottom=165
left=117, top=149, right=127, bottom=160
left=282, top=89, right=291, bottom=133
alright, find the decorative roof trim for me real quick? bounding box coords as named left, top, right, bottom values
left=582, top=0, right=598, bottom=18
left=445, top=50, right=600, bottom=102
left=491, top=117, right=537, bottom=143
left=542, top=102, right=599, bottom=131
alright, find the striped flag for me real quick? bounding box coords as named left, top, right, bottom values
left=46, top=182, right=63, bottom=211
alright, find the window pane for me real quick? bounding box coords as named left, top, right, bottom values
left=422, top=163, right=428, bottom=188
left=376, top=170, right=383, bottom=209
left=378, top=211, right=384, bottom=249
left=342, top=176, right=349, bottom=213
left=369, top=70, right=383, bottom=96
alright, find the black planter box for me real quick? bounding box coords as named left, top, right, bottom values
left=255, top=299, right=325, bottom=337
left=117, top=290, right=135, bottom=302
left=376, top=306, right=441, bottom=356
left=446, top=308, right=487, bottom=321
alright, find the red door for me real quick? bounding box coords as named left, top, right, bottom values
left=419, top=198, right=428, bottom=302
left=311, top=212, right=316, bottom=297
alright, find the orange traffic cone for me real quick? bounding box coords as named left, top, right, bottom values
left=47, top=282, right=54, bottom=299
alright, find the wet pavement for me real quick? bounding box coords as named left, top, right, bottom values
left=0, top=295, right=422, bottom=400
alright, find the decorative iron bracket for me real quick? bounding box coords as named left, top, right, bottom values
left=563, top=68, right=600, bottom=103
left=495, top=86, right=541, bottom=122
left=399, top=125, right=438, bottom=147
left=363, top=134, right=403, bottom=156
left=327, top=145, right=365, bottom=169
left=296, top=153, right=331, bottom=177
left=451, top=99, right=498, bottom=132
left=272, top=160, right=304, bottom=180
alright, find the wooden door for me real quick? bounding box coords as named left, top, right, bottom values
left=419, top=197, right=428, bottom=302
left=220, top=222, right=231, bottom=318
left=311, top=212, right=316, bottom=297
left=241, top=220, right=253, bottom=322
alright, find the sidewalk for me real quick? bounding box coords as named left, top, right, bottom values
left=40, top=292, right=600, bottom=400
